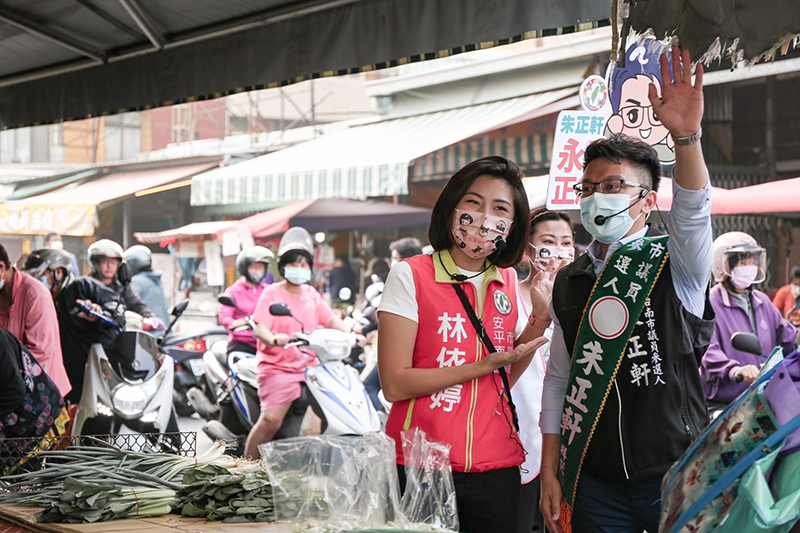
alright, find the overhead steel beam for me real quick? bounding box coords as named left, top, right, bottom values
left=0, top=5, right=105, bottom=62
left=118, top=0, right=164, bottom=50
left=73, top=0, right=142, bottom=40
left=0, top=0, right=366, bottom=88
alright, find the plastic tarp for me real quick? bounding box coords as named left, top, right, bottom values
left=627, top=0, right=800, bottom=65
left=0, top=0, right=611, bottom=128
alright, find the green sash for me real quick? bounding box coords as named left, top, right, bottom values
left=558, top=235, right=670, bottom=509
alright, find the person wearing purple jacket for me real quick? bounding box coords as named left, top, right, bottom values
left=701, top=231, right=797, bottom=404
left=219, top=246, right=274, bottom=355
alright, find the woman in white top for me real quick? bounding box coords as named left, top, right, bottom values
left=515, top=209, right=575, bottom=533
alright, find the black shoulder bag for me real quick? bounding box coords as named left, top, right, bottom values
left=451, top=283, right=520, bottom=432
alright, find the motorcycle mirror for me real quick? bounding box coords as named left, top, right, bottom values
left=218, top=294, right=237, bottom=309
left=731, top=332, right=763, bottom=357
left=172, top=299, right=190, bottom=316
left=269, top=302, right=292, bottom=317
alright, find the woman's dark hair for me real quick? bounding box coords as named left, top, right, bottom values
left=428, top=156, right=530, bottom=268
left=278, top=250, right=312, bottom=276
left=792, top=264, right=800, bottom=280
left=529, top=208, right=574, bottom=240
left=584, top=134, right=662, bottom=192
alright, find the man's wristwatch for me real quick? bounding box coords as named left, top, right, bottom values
left=673, top=126, right=702, bottom=146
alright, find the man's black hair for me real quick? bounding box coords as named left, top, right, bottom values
left=584, top=134, right=662, bottom=192
left=792, top=264, right=800, bottom=280
left=390, top=237, right=423, bottom=260
left=44, top=232, right=60, bottom=243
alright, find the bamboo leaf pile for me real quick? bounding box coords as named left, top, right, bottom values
left=173, top=464, right=275, bottom=523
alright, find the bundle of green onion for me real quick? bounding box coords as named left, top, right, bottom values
left=173, top=464, right=275, bottom=523
left=36, top=478, right=175, bottom=523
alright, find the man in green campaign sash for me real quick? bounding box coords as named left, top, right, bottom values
left=540, top=45, right=716, bottom=533
left=558, top=235, right=669, bottom=511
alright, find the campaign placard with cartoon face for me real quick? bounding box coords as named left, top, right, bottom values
left=606, top=40, right=676, bottom=166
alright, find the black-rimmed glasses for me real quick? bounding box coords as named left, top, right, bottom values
left=573, top=178, right=650, bottom=197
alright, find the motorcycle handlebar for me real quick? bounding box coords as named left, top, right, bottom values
left=75, top=303, right=124, bottom=332
left=734, top=374, right=744, bottom=383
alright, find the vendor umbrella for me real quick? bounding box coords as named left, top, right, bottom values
left=711, top=176, right=800, bottom=217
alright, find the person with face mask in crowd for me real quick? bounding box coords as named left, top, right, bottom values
left=25, top=247, right=125, bottom=406
left=219, top=246, right=274, bottom=356
left=43, top=232, right=80, bottom=277
left=0, top=245, right=72, bottom=398
left=377, top=156, right=550, bottom=532
left=540, top=46, right=716, bottom=533
left=514, top=209, right=574, bottom=533
left=244, top=228, right=362, bottom=459
left=700, top=232, right=797, bottom=405
left=773, top=264, right=800, bottom=323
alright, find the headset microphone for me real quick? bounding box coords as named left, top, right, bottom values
left=494, top=236, right=507, bottom=255
left=593, top=189, right=649, bottom=226
left=443, top=236, right=507, bottom=282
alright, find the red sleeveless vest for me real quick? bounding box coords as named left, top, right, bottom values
left=384, top=251, right=524, bottom=473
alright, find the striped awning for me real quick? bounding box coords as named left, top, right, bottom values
left=191, top=88, right=576, bottom=206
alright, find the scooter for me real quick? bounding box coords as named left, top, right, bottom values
left=71, top=304, right=177, bottom=451
left=707, top=331, right=761, bottom=420
left=158, top=300, right=227, bottom=416
left=191, top=295, right=380, bottom=455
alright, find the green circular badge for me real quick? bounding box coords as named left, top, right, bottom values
left=493, top=289, right=512, bottom=315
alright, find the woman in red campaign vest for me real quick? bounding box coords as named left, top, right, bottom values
left=377, top=156, right=552, bottom=533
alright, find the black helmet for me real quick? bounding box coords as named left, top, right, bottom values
left=236, top=246, right=274, bottom=284
left=123, top=245, right=152, bottom=276
left=87, top=239, right=124, bottom=275
left=23, top=248, right=72, bottom=278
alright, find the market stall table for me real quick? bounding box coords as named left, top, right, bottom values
left=0, top=505, right=294, bottom=533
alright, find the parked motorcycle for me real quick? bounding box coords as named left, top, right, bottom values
left=189, top=295, right=380, bottom=455
left=71, top=304, right=178, bottom=451
left=158, top=300, right=227, bottom=416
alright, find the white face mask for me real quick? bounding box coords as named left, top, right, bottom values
left=246, top=268, right=265, bottom=285
left=580, top=192, right=644, bottom=244
left=49, top=240, right=64, bottom=250
left=284, top=267, right=311, bottom=285
left=730, top=265, right=759, bottom=290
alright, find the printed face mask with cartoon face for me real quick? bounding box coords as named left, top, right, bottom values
left=531, top=245, right=575, bottom=272
left=452, top=209, right=513, bottom=259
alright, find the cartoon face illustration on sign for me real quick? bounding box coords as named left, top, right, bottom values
left=606, top=40, right=676, bottom=165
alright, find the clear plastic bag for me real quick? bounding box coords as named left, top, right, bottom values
left=400, top=428, right=459, bottom=532
left=260, top=433, right=406, bottom=531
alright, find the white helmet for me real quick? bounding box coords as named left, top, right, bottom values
left=712, top=231, right=766, bottom=284
left=87, top=239, right=124, bottom=276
